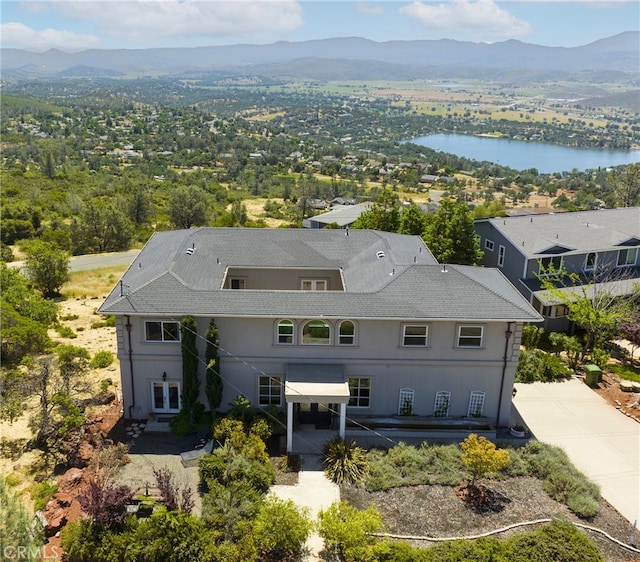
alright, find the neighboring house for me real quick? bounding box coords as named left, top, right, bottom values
left=303, top=202, right=371, bottom=229
left=474, top=208, right=640, bottom=331
left=99, top=228, right=541, bottom=451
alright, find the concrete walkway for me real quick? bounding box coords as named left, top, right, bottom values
left=513, top=378, right=640, bottom=525
left=270, top=454, right=339, bottom=562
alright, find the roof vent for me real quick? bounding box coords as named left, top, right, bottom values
left=441, top=264, right=448, bottom=273
left=185, top=247, right=195, bottom=256
left=376, top=251, right=385, bottom=259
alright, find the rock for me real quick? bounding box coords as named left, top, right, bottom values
left=68, top=441, right=95, bottom=469
left=620, top=380, right=634, bottom=392
left=58, top=468, right=84, bottom=492
left=632, top=382, right=640, bottom=393
left=44, top=492, right=77, bottom=536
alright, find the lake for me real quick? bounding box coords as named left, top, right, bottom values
left=409, top=133, right=640, bottom=174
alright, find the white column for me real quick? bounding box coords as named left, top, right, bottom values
left=286, top=401, right=294, bottom=452
left=339, top=403, right=346, bottom=439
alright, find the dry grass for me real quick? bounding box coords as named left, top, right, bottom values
left=62, top=266, right=128, bottom=299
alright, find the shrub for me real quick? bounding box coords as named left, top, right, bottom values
left=90, top=350, right=113, bottom=369
left=589, top=347, right=610, bottom=371
left=91, top=315, right=116, bottom=329
left=318, top=501, right=383, bottom=562
left=29, top=481, right=59, bottom=511
left=515, top=349, right=572, bottom=383
left=253, top=496, right=312, bottom=562
left=322, top=436, right=369, bottom=484
left=543, top=470, right=600, bottom=518
left=55, top=324, right=77, bottom=338
left=460, top=434, right=510, bottom=487
left=521, top=325, right=544, bottom=349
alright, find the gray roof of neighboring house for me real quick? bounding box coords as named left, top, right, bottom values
left=303, top=202, right=372, bottom=228
left=98, top=228, right=541, bottom=322
left=477, top=207, right=640, bottom=258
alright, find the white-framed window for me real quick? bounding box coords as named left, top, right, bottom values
left=617, top=248, right=638, bottom=267
left=584, top=252, right=597, bottom=272
left=538, top=256, right=563, bottom=275
left=467, top=391, right=485, bottom=417
left=230, top=278, right=246, bottom=289
left=433, top=391, right=450, bottom=417
left=259, top=375, right=282, bottom=406
left=398, top=388, right=414, bottom=416
left=498, top=245, right=505, bottom=267
left=301, top=279, right=327, bottom=291
left=484, top=239, right=495, bottom=251
left=348, top=377, right=370, bottom=408
left=457, top=325, right=484, bottom=348
left=302, top=320, right=331, bottom=345
left=277, top=319, right=294, bottom=344
left=145, top=321, right=180, bottom=342
left=402, top=324, right=428, bottom=347
left=338, top=320, right=356, bottom=346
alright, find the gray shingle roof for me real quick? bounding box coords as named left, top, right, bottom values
left=479, top=207, right=640, bottom=257
left=99, top=228, right=541, bottom=322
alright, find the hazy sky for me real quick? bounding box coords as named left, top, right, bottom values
left=1, top=0, right=638, bottom=52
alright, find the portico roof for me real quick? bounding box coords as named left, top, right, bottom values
left=284, top=364, right=350, bottom=404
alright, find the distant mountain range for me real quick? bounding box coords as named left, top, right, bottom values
left=2, top=32, right=638, bottom=80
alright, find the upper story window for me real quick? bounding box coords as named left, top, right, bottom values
left=402, top=324, right=429, bottom=347
left=301, top=279, right=327, bottom=291
left=230, top=278, right=246, bottom=289
left=145, top=321, right=180, bottom=342
left=277, top=320, right=294, bottom=344
left=338, top=320, right=356, bottom=346
left=584, top=252, right=597, bottom=271
left=538, top=256, right=563, bottom=276
left=617, top=248, right=638, bottom=267
left=484, top=239, right=495, bottom=251
left=457, top=325, right=484, bottom=348
left=302, top=320, right=331, bottom=345
left=498, top=245, right=505, bottom=267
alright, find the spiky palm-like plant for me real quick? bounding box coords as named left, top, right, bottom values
left=322, top=436, right=369, bottom=484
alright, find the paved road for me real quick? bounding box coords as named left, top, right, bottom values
left=513, top=378, right=640, bottom=525
left=9, top=249, right=140, bottom=273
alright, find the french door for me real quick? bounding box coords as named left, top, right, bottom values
left=151, top=381, right=181, bottom=413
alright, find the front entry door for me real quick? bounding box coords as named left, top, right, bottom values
left=297, top=402, right=332, bottom=429
left=151, top=381, right=181, bottom=413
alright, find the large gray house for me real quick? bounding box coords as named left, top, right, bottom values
left=99, top=228, right=541, bottom=451
left=474, top=208, right=640, bottom=330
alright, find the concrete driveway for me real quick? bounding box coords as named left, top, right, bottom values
left=513, top=378, right=640, bottom=525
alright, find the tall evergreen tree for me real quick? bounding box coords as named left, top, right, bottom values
left=205, top=319, right=223, bottom=417
left=422, top=200, right=483, bottom=265
left=180, top=316, right=201, bottom=426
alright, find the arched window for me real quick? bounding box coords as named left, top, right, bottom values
left=277, top=320, right=294, bottom=344
left=302, top=319, right=331, bottom=345
left=338, top=320, right=356, bottom=346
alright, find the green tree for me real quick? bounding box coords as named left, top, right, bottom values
left=607, top=163, right=640, bottom=207
left=351, top=190, right=400, bottom=232
left=423, top=200, right=483, bottom=265
left=169, top=185, right=209, bottom=229
left=70, top=200, right=134, bottom=254
left=42, top=150, right=56, bottom=179
left=56, top=344, right=90, bottom=396
left=253, top=496, right=312, bottom=562
left=22, top=239, right=70, bottom=297
left=398, top=204, right=426, bottom=235
left=460, top=433, right=510, bottom=488
left=0, top=265, right=57, bottom=364
left=538, top=265, right=638, bottom=354
left=205, top=319, right=223, bottom=416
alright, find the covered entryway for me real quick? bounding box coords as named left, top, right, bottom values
left=285, top=364, right=350, bottom=453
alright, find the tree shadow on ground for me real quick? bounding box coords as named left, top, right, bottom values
left=455, top=484, right=511, bottom=514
